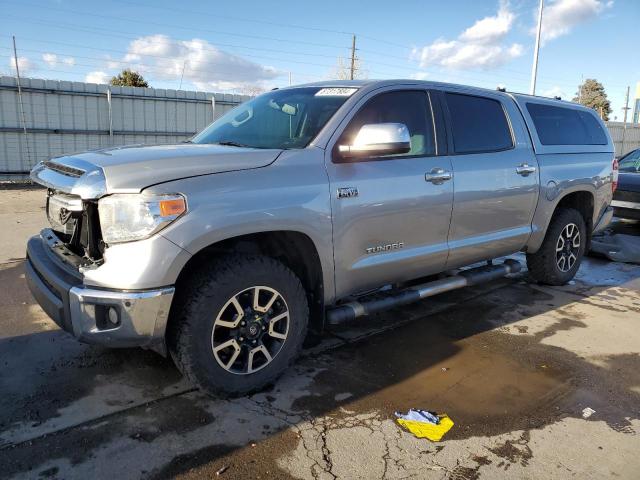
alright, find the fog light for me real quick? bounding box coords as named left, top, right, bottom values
left=107, top=307, right=120, bottom=325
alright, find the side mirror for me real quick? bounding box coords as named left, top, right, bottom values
left=338, top=123, right=411, bottom=160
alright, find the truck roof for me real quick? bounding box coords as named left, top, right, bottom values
left=298, top=79, right=612, bottom=155
left=290, top=79, right=584, bottom=109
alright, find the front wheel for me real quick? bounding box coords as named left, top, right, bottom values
left=168, top=254, right=309, bottom=397
left=526, top=208, right=587, bottom=285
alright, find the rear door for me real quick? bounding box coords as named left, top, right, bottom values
left=325, top=87, right=453, bottom=298
left=438, top=89, right=539, bottom=268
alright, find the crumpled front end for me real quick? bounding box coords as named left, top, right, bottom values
left=31, top=157, right=108, bottom=265
left=26, top=157, right=187, bottom=354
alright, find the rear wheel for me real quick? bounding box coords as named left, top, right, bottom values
left=526, top=208, right=587, bottom=285
left=168, top=254, right=309, bottom=397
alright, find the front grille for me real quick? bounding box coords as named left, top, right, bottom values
left=614, top=190, right=640, bottom=203
left=47, top=192, right=83, bottom=236
left=43, top=160, right=85, bottom=178
left=47, top=196, right=104, bottom=262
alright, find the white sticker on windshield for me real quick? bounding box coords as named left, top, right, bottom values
left=315, top=88, right=358, bottom=97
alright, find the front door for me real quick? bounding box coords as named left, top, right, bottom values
left=325, top=88, right=454, bottom=299
left=438, top=89, right=539, bottom=268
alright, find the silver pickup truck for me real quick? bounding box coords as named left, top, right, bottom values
left=27, top=80, right=617, bottom=395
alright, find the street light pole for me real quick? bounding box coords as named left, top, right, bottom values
left=12, top=35, right=31, bottom=165
left=530, top=0, right=544, bottom=95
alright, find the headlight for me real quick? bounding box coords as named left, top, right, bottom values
left=98, top=193, right=186, bottom=244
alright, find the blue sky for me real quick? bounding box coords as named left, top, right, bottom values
left=1, top=0, right=638, bottom=117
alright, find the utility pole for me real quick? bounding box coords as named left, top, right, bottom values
left=622, top=86, right=630, bottom=123
left=288, top=71, right=292, bottom=86
left=350, top=34, right=357, bottom=81
left=178, top=60, right=186, bottom=90
left=12, top=35, right=30, bottom=165
left=107, top=88, right=113, bottom=145
left=621, top=86, right=630, bottom=154
left=530, top=0, right=544, bottom=95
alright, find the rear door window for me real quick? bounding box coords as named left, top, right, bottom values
left=444, top=93, right=513, bottom=154
left=526, top=103, right=608, bottom=146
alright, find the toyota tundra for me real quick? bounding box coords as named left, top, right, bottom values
left=26, top=80, right=617, bottom=395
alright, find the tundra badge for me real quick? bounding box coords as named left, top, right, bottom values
left=366, top=242, right=404, bottom=254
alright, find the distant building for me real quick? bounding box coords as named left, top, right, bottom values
left=633, top=82, right=640, bottom=123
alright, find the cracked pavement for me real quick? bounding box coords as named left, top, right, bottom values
left=1, top=188, right=639, bottom=479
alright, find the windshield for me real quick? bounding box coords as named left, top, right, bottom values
left=619, top=149, right=640, bottom=173
left=191, top=87, right=357, bottom=150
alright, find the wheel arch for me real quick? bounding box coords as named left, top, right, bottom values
left=170, top=230, right=326, bottom=336
left=527, top=187, right=595, bottom=253
left=552, top=190, right=594, bottom=249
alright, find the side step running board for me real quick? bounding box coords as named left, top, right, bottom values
left=326, top=259, right=521, bottom=325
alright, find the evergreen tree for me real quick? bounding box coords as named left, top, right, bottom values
left=573, top=79, right=611, bottom=120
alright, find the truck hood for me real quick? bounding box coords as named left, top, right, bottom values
left=30, top=143, right=282, bottom=198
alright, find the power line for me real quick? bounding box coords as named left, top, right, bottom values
left=5, top=46, right=341, bottom=75
left=3, top=1, right=350, bottom=51
left=5, top=14, right=621, bottom=90
left=1, top=39, right=627, bottom=96
left=0, top=50, right=581, bottom=98
left=7, top=33, right=345, bottom=62
left=0, top=45, right=542, bottom=90
left=0, top=34, right=547, bottom=89
left=109, top=0, right=355, bottom=37
left=0, top=53, right=326, bottom=92
left=7, top=0, right=631, bottom=92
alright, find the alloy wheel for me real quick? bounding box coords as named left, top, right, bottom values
left=211, top=286, right=289, bottom=375
left=555, top=223, right=581, bottom=272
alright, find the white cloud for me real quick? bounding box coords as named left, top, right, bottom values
left=119, top=34, right=281, bottom=91
left=541, top=85, right=566, bottom=98
left=42, top=53, right=76, bottom=68
left=412, top=1, right=523, bottom=70
left=8, top=56, right=37, bottom=74
left=460, top=3, right=515, bottom=44
left=85, top=71, right=110, bottom=84
left=42, top=53, right=57, bottom=66
left=409, top=72, right=430, bottom=80
left=538, top=0, right=613, bottom=43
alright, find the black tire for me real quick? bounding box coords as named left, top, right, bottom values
left=168, top=254, right=309, bottom=397
left=526, top=208, right=587, bottom=285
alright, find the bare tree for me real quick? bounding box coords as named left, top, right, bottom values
left=238, top=84, right=267, bottom=97
left=330, top=55, right=367, bottom=80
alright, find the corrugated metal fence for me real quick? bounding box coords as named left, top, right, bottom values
left=605, top=122, right=640, bottom=157
left=0, top=76, right=250, bottom=178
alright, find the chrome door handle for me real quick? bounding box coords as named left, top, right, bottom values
left=516, top=164, right=537, bottom=176
left=425, top=168, right=453, bottom=185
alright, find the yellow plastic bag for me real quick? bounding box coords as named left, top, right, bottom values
left=396, top=414, right=454, bottom=442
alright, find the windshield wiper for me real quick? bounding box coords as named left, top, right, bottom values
left=216, top=141, right=251, bottom=148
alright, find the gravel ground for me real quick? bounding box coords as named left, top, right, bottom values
left=0, top=188, right=639, bottom=479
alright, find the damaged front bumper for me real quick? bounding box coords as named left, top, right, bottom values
left=26, top=229, right=174, bottom=353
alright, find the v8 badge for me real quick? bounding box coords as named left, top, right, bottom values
left=337, top=187, right=359, bottom=199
